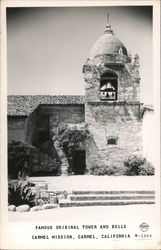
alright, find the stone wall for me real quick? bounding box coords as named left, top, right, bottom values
left=8, top=99, right=143, bottom=174
left=84, top=65, right=140, bottom=103
left=29, top=105, right=85, bottom=175
left=8, top=117, right=26, bottom=142
left=8, top=111, right=38, bottom=145
left=8, top=104, right=85, bottom=143
left=84, top=55, right=140, bottom=104
left=83, top=52, right=142, bottom=173
left=8, top=104, right=85, bottom=175
left=25, top=111, right=37, bottom=145
left=37, top=104, right=85, bottom=135
left=85, top=103, right=142, bottom=169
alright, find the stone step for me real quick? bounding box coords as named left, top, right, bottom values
left=69, top=194, right=155, bottom=201
left=59, top=190, right=155, bottom=207
left=72, top=190, right=155, bottom=195
left=59, top=200, right=155, bottom=207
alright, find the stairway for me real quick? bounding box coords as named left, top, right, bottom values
left=59, top=190, right=155, bottom=207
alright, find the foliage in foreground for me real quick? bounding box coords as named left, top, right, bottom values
left=8, top=179, right=36, bottom=207
left=8, top=140, right=60, bottom=178
left=8, top=141, right=38, bottom=179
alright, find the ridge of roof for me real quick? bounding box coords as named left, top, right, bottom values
left=8, top=95, right=85, bottom=116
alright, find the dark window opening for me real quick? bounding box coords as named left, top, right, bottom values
left=107, top=137, right=118, bottom=146
left=100, top=71, right=118, bottom=101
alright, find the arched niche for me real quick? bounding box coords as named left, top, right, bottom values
left=100, top=70, right=118, bottom=101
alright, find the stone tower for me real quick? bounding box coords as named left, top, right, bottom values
left=83, top=16, right=142, bottom=171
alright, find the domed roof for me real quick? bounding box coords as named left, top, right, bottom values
left=90, top=23, right=127, bottom=59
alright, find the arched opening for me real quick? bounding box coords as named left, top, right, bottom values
left=100, top=71, right=118, bottom=101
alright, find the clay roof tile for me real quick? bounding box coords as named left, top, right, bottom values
left=8, top=95, right=85, bottom=116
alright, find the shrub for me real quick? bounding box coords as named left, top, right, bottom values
left=139, top=162, right=155, bottom=175
left=124, top=155, right=154, bottom=176
left=87, top=164, right=123, bottom=176
left=8, top=140, right=60, bottom=178
left=8, top=179, right=36, bottom=207
left=8, top=141, right=38, bottom=179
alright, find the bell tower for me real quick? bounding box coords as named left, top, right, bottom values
left=83, top=15, right=142, bottom=171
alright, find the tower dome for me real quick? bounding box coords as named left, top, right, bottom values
left=90, top=19, right=127, bottom=60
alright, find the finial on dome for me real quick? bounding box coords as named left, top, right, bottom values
left=104, top=12, right=114, bottom=34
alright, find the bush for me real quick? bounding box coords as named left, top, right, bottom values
left=124, top=155, right=154, bottom=176
left=87, top=164, right=124, bottom=176
left=8, top=140, right=60, bottom=178
left=8, top=141, right=38, bottom=179
left=8, top=179, right=36, bottom=207
left=139, top=162, right=155, bottom=175
left=88, top=156, right=155, bottom=176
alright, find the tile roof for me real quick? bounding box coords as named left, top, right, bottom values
left=8, top=95, right=85, bottom=116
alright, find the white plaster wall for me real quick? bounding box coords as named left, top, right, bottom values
left=143, top=110, right=155, bottom=165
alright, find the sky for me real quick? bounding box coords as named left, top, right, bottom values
left=7, top=6, right=152, bottom=104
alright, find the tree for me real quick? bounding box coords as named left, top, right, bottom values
left=8, top=141, right=38, bottom=179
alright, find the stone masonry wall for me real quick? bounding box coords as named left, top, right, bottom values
left=36, top=105, right=85, bottom=174
left=85, top=103, right=142, bottom=169
left=83, top=53, right=141, bottom=172
left=37, top=105, right=85, bottom=135
left=8, top=105, right=85, bottom=175
left=25, top=111, right=37, bottom=145
left=84, top=65, right=140, bottom=103
left=8, top=117, right=26, bottom=143
left=8, top=111, right=38, bottom=146
left=84, top=54, right=140, bottom=104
